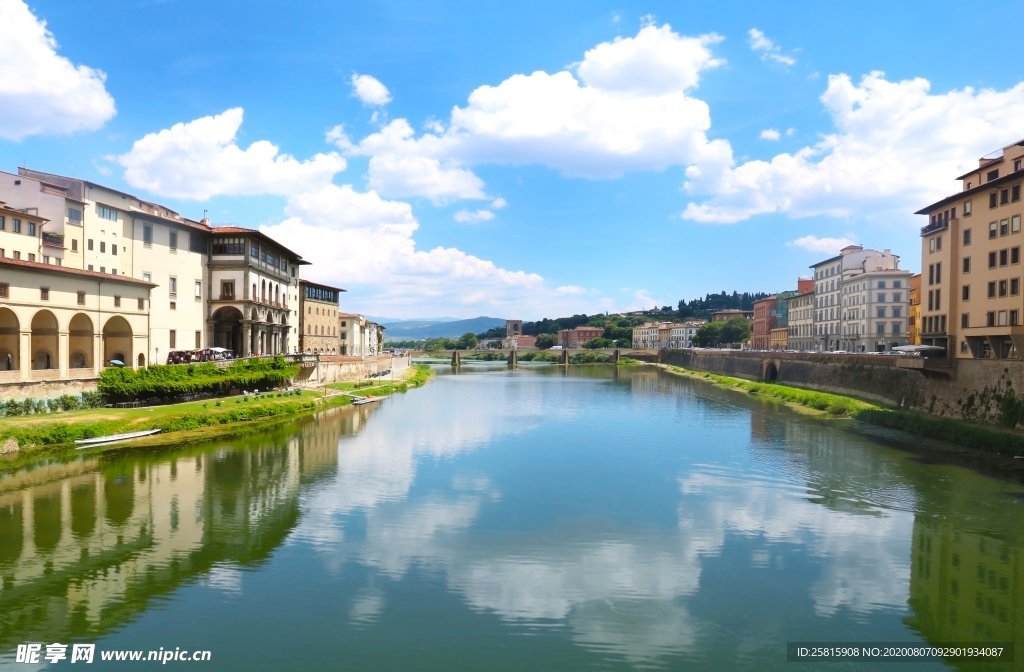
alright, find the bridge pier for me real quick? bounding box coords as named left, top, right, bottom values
left=612, top=349, right=620, bottom=364
left=451, top=350, right=461, bottom=367
left=507, top=349, right=517, bottom=369
left=560, top=349, right=569, bottom=366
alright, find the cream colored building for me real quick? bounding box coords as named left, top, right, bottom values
left=299, top=280, right=345, bottom=353
left=787, top=290, right=815, bottom=351
left=632, top=323, right=660, bottom=348
left=339, top=313, right=361, bottom=356
left=0, top=256, right=153, bottom=382
left=917, top=138, right=1024, bottom=358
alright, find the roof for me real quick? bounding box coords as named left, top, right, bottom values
left=916, top=167, right=1024, bottom=214
left=0, top=257, right=158, bottom=287
left=299, top=279, right=347, bottom=292
left=211, top=226, right=309, bottom=264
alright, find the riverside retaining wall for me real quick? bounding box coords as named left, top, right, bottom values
left=661, top=350, right=1024, bottom=422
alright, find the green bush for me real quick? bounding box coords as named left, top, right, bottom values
left=98, top=358, right=299, bottom=401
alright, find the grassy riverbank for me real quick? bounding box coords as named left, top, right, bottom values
left=0, top=364, right=434, bottom=471
left=657, top=363, right=1024, bottom=458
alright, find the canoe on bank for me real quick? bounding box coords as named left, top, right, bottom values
left=75, top=428, right=162, bottom=447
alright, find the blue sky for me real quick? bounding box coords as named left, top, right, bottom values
left=2, top=0, right=1023, bottom=320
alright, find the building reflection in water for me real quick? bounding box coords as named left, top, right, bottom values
left=0, top=405, right=362, bottom=650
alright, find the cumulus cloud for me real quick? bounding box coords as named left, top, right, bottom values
left=119, top=108, right=346, bottom=199
left=491, top=197, right=508, bottom=209
left=760, top=128, right=781, bottom=141
left=337, top=23, right=732, bottom=205
left=453, top=209, right=495, bottom=223
left=786, top=235, right=858, bottom=253
left=0, top=0, right=116, bottom=140
left=351, top=73, right=392, bottom=106
left=748, top=28, right=796, bottom=67
left=683, top=72, right=1024, bottom=224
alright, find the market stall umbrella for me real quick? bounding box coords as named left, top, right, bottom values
left=107, top=360, right=125, bottom=367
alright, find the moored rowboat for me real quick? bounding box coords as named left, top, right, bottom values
left=75, top=428, right=162, bottom=447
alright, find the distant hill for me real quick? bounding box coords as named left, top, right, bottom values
left=381, top=316, right=506, bottom=340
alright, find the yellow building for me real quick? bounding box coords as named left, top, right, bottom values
left=299, top=280, right=345, bottom=353
left=769, top=326, right=788, bottom=350
left=917, top=138, right=1024, bottom=358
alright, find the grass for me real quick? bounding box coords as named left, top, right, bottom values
left=0, top=364, right=436, bottom=471
left=659, top=363, right=1024, bottom=456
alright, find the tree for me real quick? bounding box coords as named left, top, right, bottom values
left=583, top=337, right=614, bottom=349
left=693, top=322, right=724, bottom=347
left=456, top=332, right=478, bottom=350
left=535, top=333, right=557, bottom=349
left=719, top=318, right=751, bottom=346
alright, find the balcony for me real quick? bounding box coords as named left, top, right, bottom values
left=920, top=218, right=952, bottom=237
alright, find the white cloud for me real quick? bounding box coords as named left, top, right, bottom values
left=338, top=23, right=732, bottom=205
left=119, top=108, right=346, bottom=199
left=490, top=197, right=508, bottom=209
left=351, top=73, right=392, bottom=106
left=0, top=0, right=116, bottom=140
left=555, top=285, right=587, bottom=295
left=683, top=72, right=1024, bottom=224
left=786, top=235, right=858, bottom=253
left=748, top=28, right=796, bottom=67
left=453, top=209, right=494, bottom=223
left=760, top=128, right=781, bottom=141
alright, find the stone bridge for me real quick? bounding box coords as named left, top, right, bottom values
left=417, top=348, right=661, bottom=367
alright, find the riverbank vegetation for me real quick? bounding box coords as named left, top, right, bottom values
left=659, top=364, right=1024, bottom=457
left=99, top=356, right=299, bottom=401
left=0, top=364, right=434, bottom=470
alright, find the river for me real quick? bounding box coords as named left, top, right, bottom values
left=0, top=363, right=1021, bottom=670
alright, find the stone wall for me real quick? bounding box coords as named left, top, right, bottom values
left=0, top=378, right=99, bottom=402
left=303, top=355, right=409, bottom=386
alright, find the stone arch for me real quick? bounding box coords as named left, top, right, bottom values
left=212, top=306, right=244, bottom=354
left=762, top=360, right=780, bottom=382
left=69, top=313, right=94, bottom=369
left=102, top=316, right=133, bottom=367
left=138, top=353, right=146, bottom=368
left=0, top=307, right=19, bottom=371
left=261, top=279, right=266, bottom=303
left=31, top=310, right=59, bottom=370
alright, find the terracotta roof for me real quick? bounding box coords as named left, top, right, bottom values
left=0, top=257, right=157, bottom=287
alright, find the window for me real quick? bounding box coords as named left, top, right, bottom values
left=12, top=251, right=20, bottom=260
left=100, top=266, right=105, bottom=274
left=96, top=204, right=118, bottom=221
left=988, top=169, right=1000, bottom=182
left=27, top=222, right=36, bottom=236
left=100, top=241, right=106, bottom=253
left=877, top=307, right=885, bottom=319
left=1001, top=249, right=1009, bottom=266
left=0, top=216, right=4, bottom=230
left=71, top=239, right=78, bottom=252
left=114, top=295, right=121, bottom=307
left=877, top=323, right=885, bottom=335
left=143, top=224, right=153, bottom=247
left=964, top=200, right=972, bottom=217
left=892, top=323, right=901, bottom=335
left=893, top=280, right=902, bottom=288
left=77, top=291, right=85, bottom=305
left=999, top=310, right=1008, bottom=326
left=43, top=256, right=49, bottom=264
left=1013, top=278, right=1021, bottom=295
left=1013, top=310, right=1020, bottom=326
left=962, top=313, right=969, bottom=329
left=170, top=231, right=178, bottom=252
left=1014, top=215, right=1022, bottom=233
left=169, top=330, right=177, bottom=348
left=12, top=219, right=20, bottom=233
left=1000, top=280, right=1008, bottom=297
left=40, top=287, right=49, bottom=301
left=962, top=285, right=970, bottom=301
left=67, top=207, right=82, bottom=223
left=0, top=283, right=7, bottom=298
left=877, top=280, right=886, bottom=289
left=989, top=251, right=998, bottom=268
left=138, top=297, right=145, bottom=310
left=170, top=301, right=176, bottom=311
left=963, top=228, right=972, bottom=245
left=1013, top=247, right=1021, bottom=265
left=935, top=289, right=941, bottom=309
left=935, top=263, right=941, bottom=283
left=963, top=257, right=971, bottom=273
left=1014, top=185, right=1021, bottom=202
left=988, top=281, right=997, bottom=298
left=195, top=331, right=201, bottom=348
left=221, top=281, right=235, bottom=300
left=168, top=276, right=177, bottom=296
left=194, top=280, right=202, bottom=300
left=143, top=272, right=151, bottom=282
left=112, top=244, right=118, bottom=256
left=87, top=263, right=92, bottom=270
left=27, top=253, right=35, bottom=262
left=88, top=238, right=94, bottom=251
left=877, top=293, right=886, bottom=303
left=1001, top=189, right=1010, bottom=205
left=892, top=292, right=902, bottom=303
left=1001, top=219, right=1010, bottom=236
left=990, top=221, right=999, bottom=238
left=987, top=312, right=996, bottom=327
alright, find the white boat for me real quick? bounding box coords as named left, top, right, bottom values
left=351, top=396, right=383, bottom=405
left=75, top=428, right=162, bottom=447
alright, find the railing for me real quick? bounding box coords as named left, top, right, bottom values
left=920, top=219, right=950, bottom=236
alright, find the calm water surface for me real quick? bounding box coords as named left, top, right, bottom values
left=1, top=364, right=1022, bottom=671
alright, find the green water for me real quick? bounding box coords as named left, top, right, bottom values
left=0, top=364, right=1022, bottom=670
